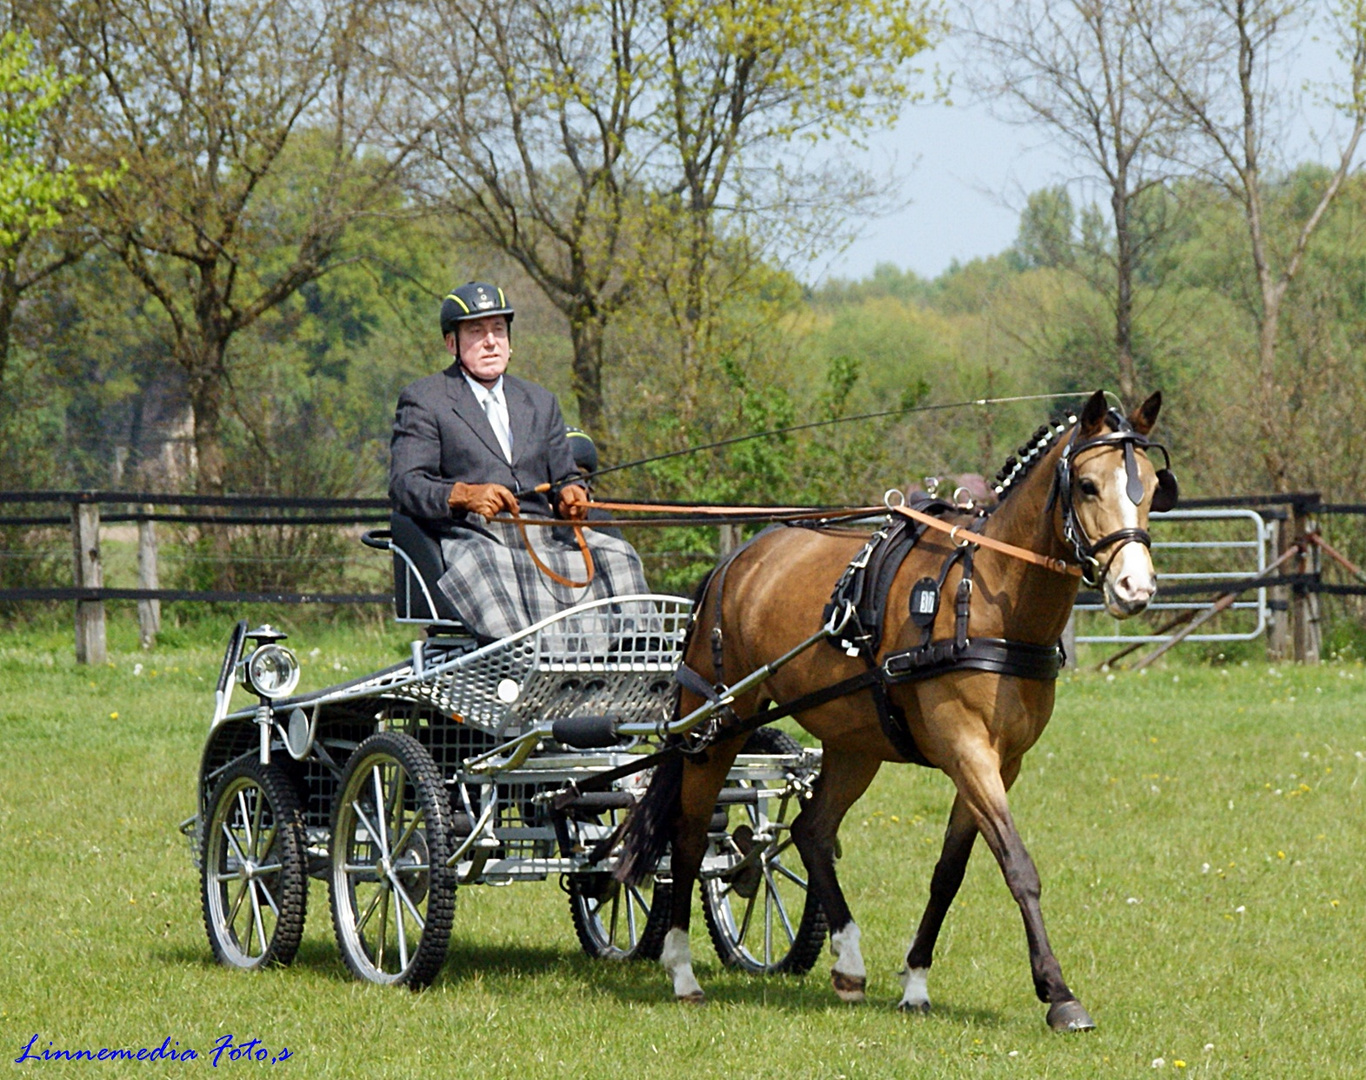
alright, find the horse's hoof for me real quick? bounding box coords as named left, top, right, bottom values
left=1046, top=1000, right=1095, bottom=1032
left=897, top=999, right=931, bottom=1015
left=676, top=990, right=707, bottom=1006
left=831, top=970, right=866, bottom=1004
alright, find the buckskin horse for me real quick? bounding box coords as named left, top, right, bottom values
left=615, top=390, right=1176, bottom=1030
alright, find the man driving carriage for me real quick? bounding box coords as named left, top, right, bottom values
left=388, top=281, right=649, bottom=639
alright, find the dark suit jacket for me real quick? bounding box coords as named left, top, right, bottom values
left=389, top=363, right=580, bottom=522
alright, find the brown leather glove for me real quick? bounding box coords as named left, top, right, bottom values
left=448, top=482, right=519, bottom=521
left=557, top=483, right=590, bottom=521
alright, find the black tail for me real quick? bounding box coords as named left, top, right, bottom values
left=614, top=754, right=683, bottom=885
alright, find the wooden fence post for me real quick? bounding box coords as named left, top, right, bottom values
left=1290, top=496, right=1322, bottom=664
left=72, top=499, right=106, bottom=664
left=138, top=505, right=160, bottom=649
left=718, top=523, right=739, bottom=558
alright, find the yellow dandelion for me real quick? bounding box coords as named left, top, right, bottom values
left=110, top=711, right=119, bottom=720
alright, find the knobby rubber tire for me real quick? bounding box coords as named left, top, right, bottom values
left=329, top=731, right=455, bottom=988
left=567, top=872, right=673, bottom=961
left=701, top=727, right=828, bottom=975
left=201, top=759, right=308, bottom=970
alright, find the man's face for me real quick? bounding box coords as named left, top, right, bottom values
left=449, top=315, right=510, bottom=385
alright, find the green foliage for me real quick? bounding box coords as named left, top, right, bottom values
left=0, top=29, right=112, bottom=248
left=655, top=0, right=938, bottom=148
left=1014, top=186, right=1076, bottom=271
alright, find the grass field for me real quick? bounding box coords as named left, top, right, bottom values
left=2, top=613, right=1364, bottom=1078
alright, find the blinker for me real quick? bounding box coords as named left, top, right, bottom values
left=1152, top=468, right=1179, bottom=513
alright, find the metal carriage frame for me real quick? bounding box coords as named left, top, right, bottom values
left=186, top=523, right=827, bottom=987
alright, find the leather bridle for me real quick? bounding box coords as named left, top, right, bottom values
left=1047, top=409, right=1178, bottom=588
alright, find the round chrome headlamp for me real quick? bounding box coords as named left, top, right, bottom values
left=239, top=643, right=300, bottom=699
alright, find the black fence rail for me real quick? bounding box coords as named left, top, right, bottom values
left=2, top=489, right=1364, bottom=663
left=0, top=490, right=401, bottom=662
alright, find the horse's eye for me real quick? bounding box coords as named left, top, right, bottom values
left=1078, top=478, right=1100, bottom=498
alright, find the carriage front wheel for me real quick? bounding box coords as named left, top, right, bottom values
left=329, top=731, right=456, bottom=987
left=200, top=759, right=308, bottom=970
left=700, top=727, right=827, bottom=974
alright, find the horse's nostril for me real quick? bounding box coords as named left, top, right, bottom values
left=1114, top=573, right=1152, bottom=600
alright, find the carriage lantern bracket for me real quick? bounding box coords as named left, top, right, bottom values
left=235, top=625, right=302, bottom=765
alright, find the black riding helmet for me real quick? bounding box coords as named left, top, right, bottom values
left=439, top=281, right=515, bottom=337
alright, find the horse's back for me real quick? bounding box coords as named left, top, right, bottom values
left=725, top=524, right=868, bottom=623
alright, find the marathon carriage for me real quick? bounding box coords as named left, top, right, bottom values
left=185, top=513, right=824, bottom=987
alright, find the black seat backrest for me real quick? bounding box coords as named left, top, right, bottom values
left=390, top=511, right=465, bottom=624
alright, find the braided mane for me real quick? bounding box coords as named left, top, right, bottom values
left=991, top=410, right=1079, bottom=502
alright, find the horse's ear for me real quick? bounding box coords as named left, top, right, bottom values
left=1078, top=390, right=1108, bottom=437
left=1129, top=391, right=1162, bottom=436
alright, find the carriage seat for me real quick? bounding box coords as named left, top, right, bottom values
left=387, top=511, right=466, bottom=627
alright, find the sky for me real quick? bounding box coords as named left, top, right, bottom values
left=819, top=16, right=1350, bottom=286
left=821, top=91, right=1059, bottom=282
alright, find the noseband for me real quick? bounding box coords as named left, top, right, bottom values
left=1047, top=409, right=1178, bottom=588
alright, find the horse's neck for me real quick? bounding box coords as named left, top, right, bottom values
left=983, top=460, right=1065, bottom=558
left=978, top=452, right=1079, bottom=641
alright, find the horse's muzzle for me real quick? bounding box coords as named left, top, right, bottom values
left=1102, top=543, right=1157, bottom=617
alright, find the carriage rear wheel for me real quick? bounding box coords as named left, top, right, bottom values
left=567, top=870, right=672, bottom=961
left=200, top=759, right=308, bottom=970
left=329, top=731, right=456, bottom=987
left=700, top=727, right=827, bottom=975
left=564, top=803, right=673, bottom=961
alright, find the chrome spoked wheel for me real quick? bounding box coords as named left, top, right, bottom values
left=567, top=870, right=672, bottom=961
left=562, top=803, right=672, bottom=960
left=329, top=732, right=455, bottom=987
left=701, top=728, right=827, bottom=974
left=201, top=760, right=307, bottom=970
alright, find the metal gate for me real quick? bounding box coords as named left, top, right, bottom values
left=1074, top=508, right=1277, bottom=644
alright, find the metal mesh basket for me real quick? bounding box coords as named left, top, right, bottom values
left=390, top=594, right=692, bottom=736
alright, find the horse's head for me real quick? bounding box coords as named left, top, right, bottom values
left=1054, top=390, right=1177, bottom=618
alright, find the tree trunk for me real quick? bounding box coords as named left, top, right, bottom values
left=677, top=212, right=711, bottom=429
left=187, top=342, right=229, bottom=497
left=1111, top=184, right=1137, bottom=404
left=1257, top=287, right=1289, bottom=493
left=0, top=258, right=18, bottom=385
left=568, top=308, right=606, bottom=440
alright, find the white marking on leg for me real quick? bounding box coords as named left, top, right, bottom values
left=661, top=928, right=704, bottom=1001
left=830, top=922, right=865, bottom=979
left=898, top=965, right=931, bottom=1012
left=829, top=922, right=867, bottom=1002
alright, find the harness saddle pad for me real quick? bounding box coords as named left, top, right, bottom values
left=821, top=494, right=958, bottom=655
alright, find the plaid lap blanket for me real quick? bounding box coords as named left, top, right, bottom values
left=438, top=517, right=652, bottom=642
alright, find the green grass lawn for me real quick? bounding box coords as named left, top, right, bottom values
left=2, top=614, right=1364, bottom=1078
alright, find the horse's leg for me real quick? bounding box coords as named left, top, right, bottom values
left=788, top=746, right=883, bottom=1004
left=897, top=792, right=977, bottom=1012
left=952, top=749, right=1095, bottom=1032
left=661, top=738, right=745, bottom=1004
